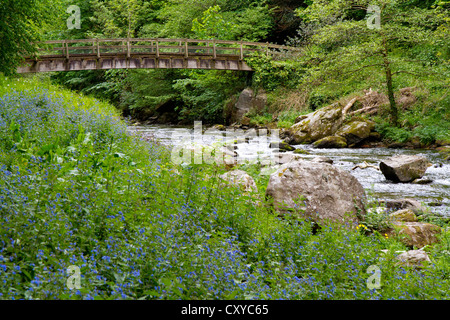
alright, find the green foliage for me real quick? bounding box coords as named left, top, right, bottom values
left=118, top=69, right=181, bottom=114
left=294, top=0, right=450, bottom=126
left=230, top=4, right=274, bottom=42
left=0, top=0, right=64, bottom=75
left=191, top=4, right=274, bottom=41
left=90, top=0, right=146, bottom=38
left=156, top=0, right=226, bottom=38
left=245, top=53, right=304, bottom=91
left=277, top=109, right=301, bottom=128
left=374, top=88, right=450, bottom=145
left=192, top=5, right=236, bottom=40
left=172, top=70, right=247, bottom=123
left=376, top=122, right=413, bottom=143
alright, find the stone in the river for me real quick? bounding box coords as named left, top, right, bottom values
left=289, top=103, right=344, bottom=145
left=270, top=141, right=295, bottom=152
left=311, top=156, right=334, bottom=164
left=293, top=148, right=310, bottom=155
left=336, top=120, right=375, bottom=147
left=295, top=115, right=308, bottom=123
left=266, top=160, right=366, bottom=224
left=411, top=178, right=433, bottom=185
left=383, top=198, right=428, bottom=215
left=275, top=153, right=303, bottom=165
left=379, top=155, right=428, bottom=182
left=312, top=136, right=347, bottom=149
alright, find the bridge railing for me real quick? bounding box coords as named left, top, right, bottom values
left=29, top=38, right=301, bottom=61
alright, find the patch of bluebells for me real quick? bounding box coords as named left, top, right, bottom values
left=0, top=89, right=127, bottom=150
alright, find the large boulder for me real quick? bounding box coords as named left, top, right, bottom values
left=288, top=103, right=344, bottom=144
left=231, top=88, right=266, bottom=124
left=266, top=160, right=366, bottom=224
left=379, top=155, right=429, bottom=182
left=386, top=222, right=441, bottom=248
left=220, top=170, right=258, bottom=193
left=312, top=136, right=347, bottom=149
left=335, top=120, right=375, bottom=147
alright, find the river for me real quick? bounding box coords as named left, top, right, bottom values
left=128, top=124, right=449, bottom=217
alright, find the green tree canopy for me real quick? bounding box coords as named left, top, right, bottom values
left=296, top=0, right=450, bottom=125
left=0, top=0, right=63, bottom=75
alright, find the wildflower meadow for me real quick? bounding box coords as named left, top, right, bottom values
left=0, top=76, right=449, bottom=300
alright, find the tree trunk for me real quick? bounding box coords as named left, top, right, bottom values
left=382, top=35, right=399, bottom=126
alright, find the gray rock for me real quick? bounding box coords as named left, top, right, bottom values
left=295, top=115, right=308, bottom=123
left=232, top=88, right=266, bottom=124
left=396, top=250, right=431, bottom=268
left=275, top=153, right=303, bottom=165
left=293, top=148, right=310, bottom=155
left=412, top=178, right=433, bottom=185
left=266, top=160, right=366, bottom=224
left=379, top=155, right=429, bottom=182
left=311, top=156, right=334, bottom=164
left=220, top=170, right=258, bottom=193
left=383, top=198, right=428, bottom=215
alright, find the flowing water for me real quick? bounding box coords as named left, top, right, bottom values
left=128, top=124, right=449, bottom=217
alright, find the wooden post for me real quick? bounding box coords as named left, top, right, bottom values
left=156, top=39, right=159, bottom=58
left=96, top=39, right=100, bottom=58
left=65, top=41, right=69, bottom=59
left=213, top=40, right=216, bottom=59
left=92, top=40, right=95, bottom=54
left=127, top=38, right=131, bottom=58
left=240, top=42, right=244, bottom=60
left=184, top=40, right=188, bottom=58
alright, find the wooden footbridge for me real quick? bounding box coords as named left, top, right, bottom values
left=17, top=38, right=300, bottom=73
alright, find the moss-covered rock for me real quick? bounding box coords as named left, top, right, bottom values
left=389, top=209, right=418, bottom=222
left=436, top=145, right=450, bottom=161
left=312, top=136, right=347, bottom=148
left=269, top=141, right=296, bottom=152
left=289, top=103, right=344, bottom=144
left=386, top=222, right=441, bottom=248
left=336, top=120, right=375, bottom=147
left=293, top=148, right=310, bottom=155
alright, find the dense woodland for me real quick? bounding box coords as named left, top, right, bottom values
left=2, top=0, right=449, bottom=140
left=0, top=0, right=449, bottom=301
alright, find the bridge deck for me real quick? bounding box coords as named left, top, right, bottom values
left=17, top=38, right=300, bottom=73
